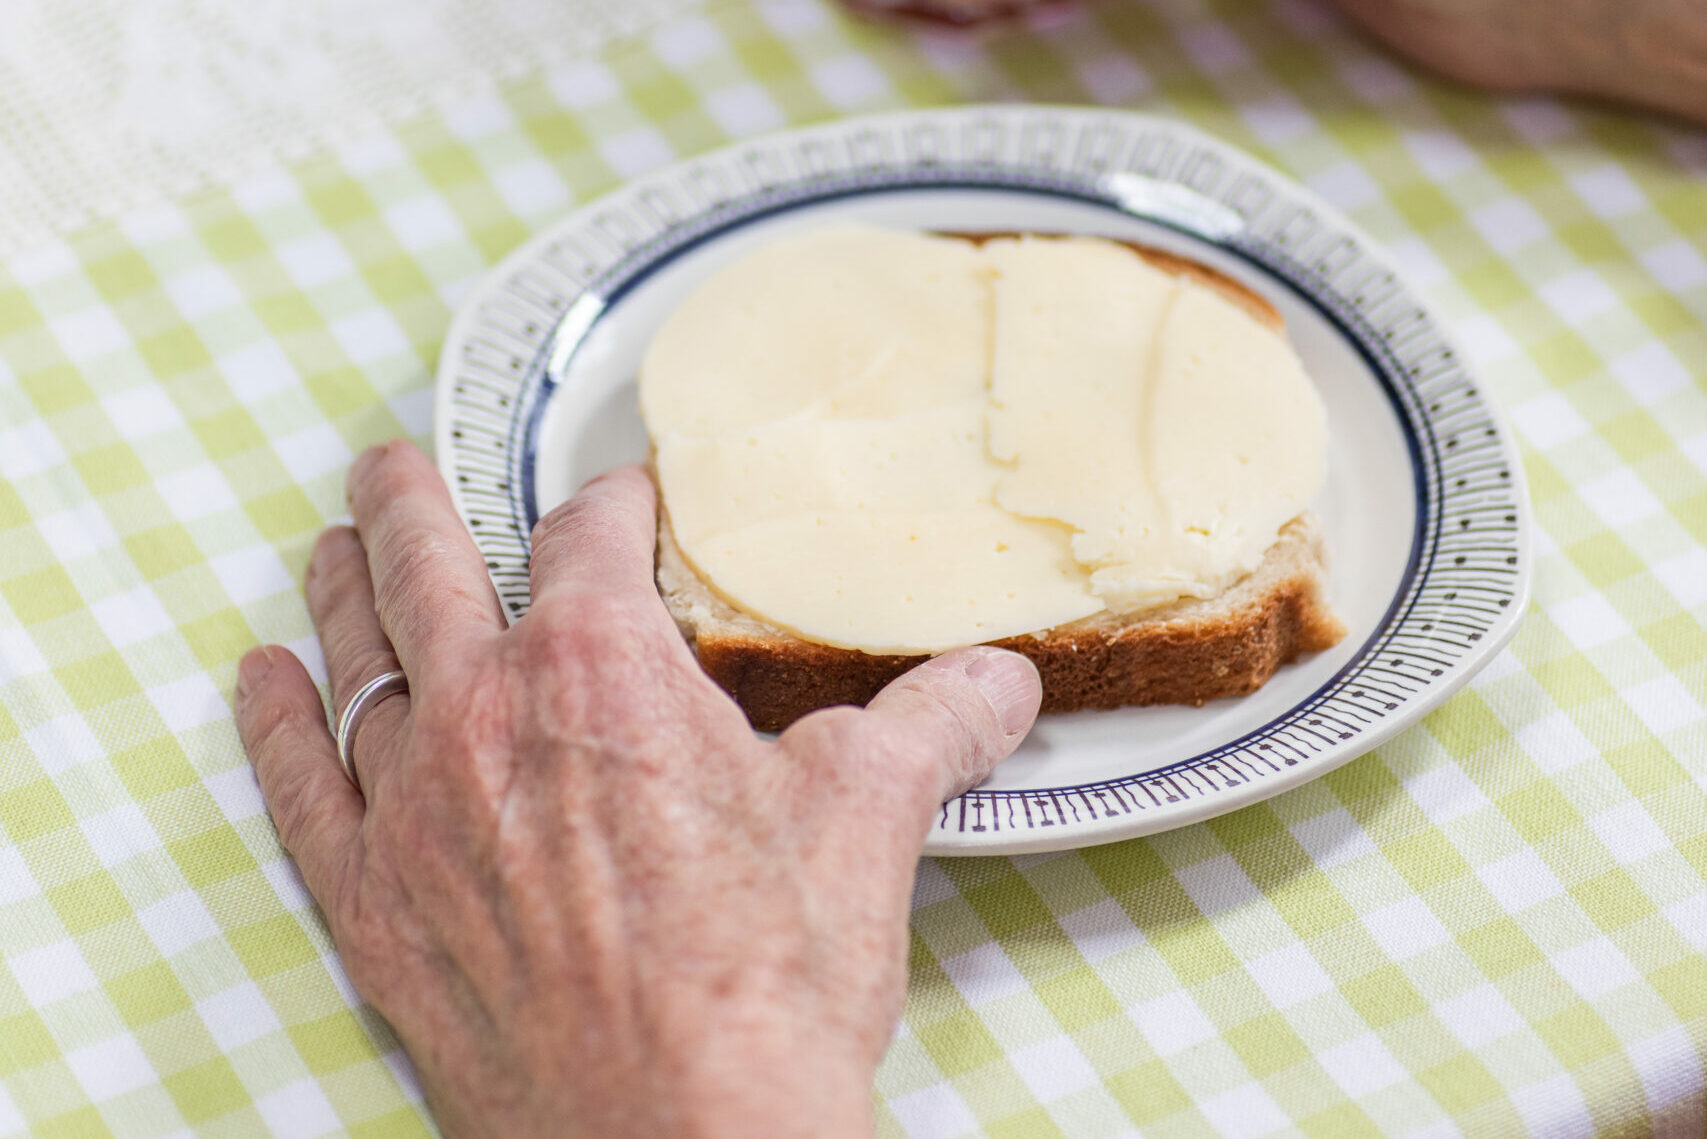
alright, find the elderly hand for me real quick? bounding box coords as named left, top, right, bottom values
left=231, top=440, right=1041, bottom=1139
left=1324, top=0, right=1707, bottom=124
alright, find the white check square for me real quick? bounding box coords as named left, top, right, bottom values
left=384, top=197, right=463, bottom=252
left=272, top=421, right=352, bottom=484
left=198, top=980, right=283, bottom=1051
left=1515, top=710, right=1598, bottom=774
left=1611, top=342, right=1691, bottom=407
left=163, top=265, right=243, bottom=322
left=1512, top=1072, right=1593, bottom=1138
left=146, top=672, right=230, bottom=734
left=1405, top=129, right=1477, bottom=180
left=0, top=845, right=40, bottom=906
left=0, top=417, right=67, bottom=479
left=888, top=1083, right=978, bottom=1139
left=1653, top=548, right=1707, bottom=609
left=1242, top=96, right=1314, bottom=145
left=1588, top=800, right=1674, bottom=865
left=1077, top=55, right=1149, bottom=105
left=1318, top=1033, right=1407, bottom=1097
left=445, top=94, right=514, bottom=141
left=1639, top=239, right=1707, bottom=292
left=256, top=1078, right=343, bottom=1139
left=1435, top=982, right=1525, bottom=1048
left=105, top=384, right=185, bottom=439
left=209, top=544, right=293, bottom=606
left=1289, top=808, right=1379, bottom=869
left=203, top=764, right=266, bottom=824
left=651, top=17, right=721, bottom=68
left=66, top=1034, right=156, bottom=1100
left=1551, top=936, right=1641, bottom=1000
left=1578, top=468, right=1661, bottom=529
left=1469, top=198, right=1549, bottom=256
left=810, top=55, right=889, bottom=109
left=1476, top=847, right=1564, bottom=912
left=548, top=60, right=619, bottom=108
left=49, top=307, right=130, bottom=363
left=492, top=159, right=570, bottom=220
left=330, top=310, right=412, bottom=365
left=1248, top=941, right=1335, bottom=1009
left=26, top=713, right=104, bottom=775
left=1310, top=161, right=1382, bottom=213
left=139, top=891, right=221, bottom=957
left=1539, top=269, right=1621, bottom=324
left=1627, top=1024, right=1701, bottom=1111
left=276, top=232, right=357, bottom=291
left=90, top=585, right=175, bottom=649
left=0, top=1080, right=22, bottom=1135
left=1057, top=897, right=1140, bottom=963
left=1547, top=591, right=1631, bottom=651
left=81, top=801, right=160, bottom=868
left=1176, top=853, right=1261, bottom=917
left=1200, top=1081, right=1288, bottom=1136
left=219, top=339, right=299, bottom=403
left=1403, top=762, right=1490, bottom=824
left=1570, top=165, right=1647, bottom=218
left=1180, top=23, right=1251, bottom=73
left=599, top=128, right=676, bottom=179
left=1011, top=1035, right=1101, bottom=1102
left=1623, top=675, right=1702, bottom=736
left=1363, top=895, right=1452, bottom=960
left=939, top=939, right=1028, bottom=1006
left=154, top=463, right=239, bottom=522
left=35, top=500, right=119, bottom=563
left=1132, top=988, right=1216, bottom=1056
left=706, top=84, right=785, bottom=139
left=1510, top=390, right=1590, bottom=450
left=7, top=939, right=100, bottom=1006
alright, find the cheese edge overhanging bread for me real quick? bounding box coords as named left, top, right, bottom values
left=649, top=235, right=1347, bottom=732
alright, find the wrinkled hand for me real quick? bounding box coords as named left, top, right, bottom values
left=232, top=441, right=1041, bottom=1139
left=1324, top=0, right=1707, bottom=124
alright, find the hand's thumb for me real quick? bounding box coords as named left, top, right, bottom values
left=862, top=645, right=1042, bottom=801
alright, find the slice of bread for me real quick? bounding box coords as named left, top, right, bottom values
left=649, top=236, right=1346, bottom=732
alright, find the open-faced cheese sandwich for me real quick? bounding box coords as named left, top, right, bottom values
left=640, top=225, right=1346, bottom=731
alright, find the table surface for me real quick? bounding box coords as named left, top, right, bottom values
left=2, top=1, right=1705, bottom=1136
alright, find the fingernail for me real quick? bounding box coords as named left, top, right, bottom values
left=236, top=647, right=274, bottom=705
left=964, top=649, right=1042, bottom=738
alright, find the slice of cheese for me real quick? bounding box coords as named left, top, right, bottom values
left=640, top=224, right=1329, bottom=654
left=641, top=225, right=992, bottom=437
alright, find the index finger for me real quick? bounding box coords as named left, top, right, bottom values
left=528, top=465, right=661, bottom=600
left=346, top=440, right=504, bottom=674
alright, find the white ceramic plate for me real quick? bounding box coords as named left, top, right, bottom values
left=434, top=106, right=1532, bottom=855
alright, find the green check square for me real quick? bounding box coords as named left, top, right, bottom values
left=162, top=1056, right=249, bottom=1125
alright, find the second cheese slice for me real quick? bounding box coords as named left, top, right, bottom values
left=640, top=224, right=1329, bottom=655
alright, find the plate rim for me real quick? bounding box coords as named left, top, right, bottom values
left=434, top=104, right=1533, bottom=855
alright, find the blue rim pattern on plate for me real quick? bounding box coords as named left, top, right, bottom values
left=436, top=107, right=1529, bottom=843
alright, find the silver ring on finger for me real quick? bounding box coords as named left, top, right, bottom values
left=335, top=669, right=409, bottom=791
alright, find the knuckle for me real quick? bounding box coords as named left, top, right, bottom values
left=782, top=705, right=869, bottom=763
left=262, top=758, right=323, bottom=858
left=305, top=528, right=367, bottom=607
left=537, top=493, right=624, bottom=553
left=308, top=525, right=360, bottom=574
left=241, top=681, right=310, bottom=760
left=529, top=590, right=651, bottom=659
left=411, top=662, right=508, bottom=757
left=349, top=439, right=417, bottom=503
left=371, top=530, right=454, bottom=617
left=343, top=646, right=404, bottom=700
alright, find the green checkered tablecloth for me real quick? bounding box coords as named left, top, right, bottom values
left=2, top=0, right=1705, bottom=1134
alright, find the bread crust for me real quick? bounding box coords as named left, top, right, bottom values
left=649, top=234, right=1345, bottom=731
left=659, top=511, right=1345, bottom=732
